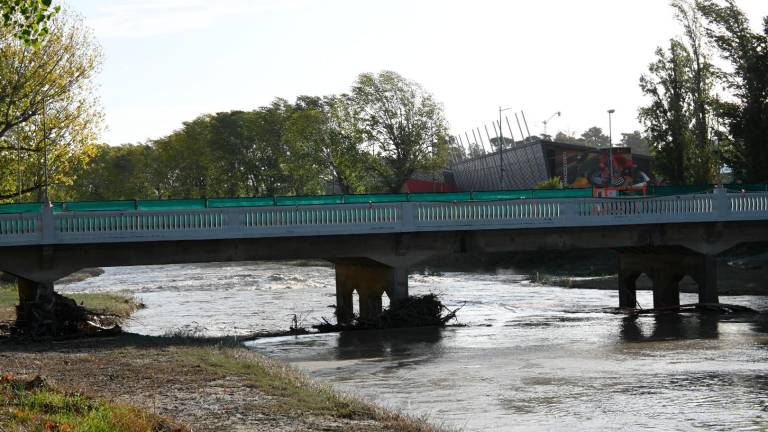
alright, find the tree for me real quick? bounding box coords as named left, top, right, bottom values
left=672, top=0, right=717, bottom=184
left=0, top=9, right=102, bottom=201
left=69, top=144, right=157, bottom=200
left=554, top=131, right=582, bottom=145
left=0, top=0, right=59, bottom=46
left=620, top=131, right=650, bottom=155
left=698, top=0, right=768, bottom=183
left=284, top=95, right=373, bottom=194
left=580, top=127, right=610, bottom=148
left=639, top=40, right=694, bottom=185
left=349, top=71, right=449, bottom=192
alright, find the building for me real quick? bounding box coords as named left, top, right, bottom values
left=449, top=139, right=653, bottom=191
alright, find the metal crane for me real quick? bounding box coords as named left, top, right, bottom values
left=542, top=111, right=561, bottom=136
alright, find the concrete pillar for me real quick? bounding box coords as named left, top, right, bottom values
left=335, top=280, right=354, bottom=324
left=651, top=270, right=681, bottom=309
left=358, top=291, right=383, bottom=320
left=618, top=249, right=717, bottom=309
left=334, top=259, right=411, bottom=323
left=385, top=267, right=409, bottom=309
left=16, top=277, right=55, bottom=324
left=334, top=259, right=402, bottom=323
left=617, top=263, right=638, bottom=309
left=695, top=254, right=719, bottom=304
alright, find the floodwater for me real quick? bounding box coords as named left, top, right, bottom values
left=61, top=262, right=768, bottom=431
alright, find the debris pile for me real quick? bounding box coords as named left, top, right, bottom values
left=315, top=293, right=461, bottom=332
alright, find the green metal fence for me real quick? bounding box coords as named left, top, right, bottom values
left=4, top=184, right=768, bottom=215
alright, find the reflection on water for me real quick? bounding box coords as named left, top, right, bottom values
left=62, top=263, right=768, bottom=431
left=620, top=313, right=721, bottom=341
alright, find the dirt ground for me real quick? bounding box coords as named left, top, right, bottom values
left=0, top=333, right=436, bottom=432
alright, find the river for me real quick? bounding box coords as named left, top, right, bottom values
left=60, top=262, right=768, bottom=431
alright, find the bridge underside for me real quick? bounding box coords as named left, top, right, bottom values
left=2, top=220, right=767, bottom=324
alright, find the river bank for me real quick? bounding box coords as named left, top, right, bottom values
left=526, top=257, right=768, bottom=295
left=0, top=284, right=445, bottom=432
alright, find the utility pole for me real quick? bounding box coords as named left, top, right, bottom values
left=608, top=109, right=615, bottom=184
left=499, top=107, right=515, bottom=190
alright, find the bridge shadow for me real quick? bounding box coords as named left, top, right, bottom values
left=619, top=312, right=721, bottom=342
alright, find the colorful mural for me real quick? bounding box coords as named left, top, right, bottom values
left=553, top=147, right=652, bottom=188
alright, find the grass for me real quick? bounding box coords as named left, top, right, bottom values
left=0, top=283, right=142, bottom=321
left=177, top=345, right=448, bottom=432
left=65, top=293, right=143, bottom=319
left=0, top=283, right=16, bottom=303
left=0, top=374, right=183, bottom=432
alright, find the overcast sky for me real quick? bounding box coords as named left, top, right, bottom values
left=69, top=0, right=768, bottom=146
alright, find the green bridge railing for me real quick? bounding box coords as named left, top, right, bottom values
left=2, top=184, right=767, bottom=215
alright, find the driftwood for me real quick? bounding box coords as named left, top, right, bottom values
left=617, top=303, right=757, bottom=315
left=315, top=294, right=462, bottom=332
left=12, top=293, right=121, bottom=339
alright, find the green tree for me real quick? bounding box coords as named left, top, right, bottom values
left=0, top=0, right=59, bottom=46
left=284, top=95, right=373, bottom=194
left=698, top=0, right=768, bottom=183
left=0, top=9, right=102, bottom=201
left=554, top=131, right=582, bottom=145
left=70, top=144, right=157, bottom=200
left=349, top=71, right=449, bottom=192
left=639, top=40, right=694, bottom=185
left=672, top=0, right=717, bottom=184
left=580, top=127, right=610, bottom=148
left=620, top=131, right=650, bottom=156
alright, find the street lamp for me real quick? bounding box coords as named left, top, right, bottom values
left=42, top=100, right=50, bottom=206
left=499, top=106, right=515, bottom=189
left=607, top=109, right=615, bottom=184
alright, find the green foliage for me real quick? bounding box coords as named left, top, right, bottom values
left=620, top=131, right=650, bottom=156
left=535, top=177, right=564, bottom=189
left=554, top=131, right=582, bottom=144
left=639, top=39, right=697, bottom=185
left=0, top=0, right=60, bottom=47
left=580, top=127, right=610, bottom=148
left=640, top=0, right=764, bottom=185
left=0, top=282, right=140, bottom=319
left=350, top=71, right=449, bottom=192
left=0, top=376, right=180, bottom=431
left=697, top=0, right=768, bottom=183
left=66, top=72, right=452, bottom=200
left=0, top=9, right=102, bottom=202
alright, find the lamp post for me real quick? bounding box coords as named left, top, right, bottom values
left=499, top=106, right=515, bottom=189
left=607, top=109, right=615, bottom=184
left=42, top=100, right=50, bottom=206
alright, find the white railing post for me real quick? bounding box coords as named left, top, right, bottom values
left=402, top=202, right=415, bottom=231
left=713, top=186, right=730, bottom=219
left=561, top=198, right=582, bottom=224
left=40, top=204, right=57, bottom=244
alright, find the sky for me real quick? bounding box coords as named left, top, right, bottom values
left=68, top=0, right=768, bottom=147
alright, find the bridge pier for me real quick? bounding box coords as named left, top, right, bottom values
left=618, top=250, right=719, bottom=309
left=333, top=259, right=409, bottom=324
left=16, top=277, right=55, bottom=325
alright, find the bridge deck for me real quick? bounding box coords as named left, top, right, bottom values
left=1, top=188, right=767, bottom=247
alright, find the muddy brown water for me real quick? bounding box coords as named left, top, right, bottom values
left=61, top=263, right=768, bottom=431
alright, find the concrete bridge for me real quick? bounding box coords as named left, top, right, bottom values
left=2, top=187, right=768, bottom=324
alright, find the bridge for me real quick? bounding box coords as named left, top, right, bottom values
left=2, top=187, right=768, bottom=325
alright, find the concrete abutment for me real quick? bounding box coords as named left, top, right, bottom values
left=618, top=250, right=719, bottom=309
left=333, top=259, right=409, bottom=324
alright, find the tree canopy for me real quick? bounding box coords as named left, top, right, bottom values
left=639, top=0, right=766, bottom=184
left=349, top=71, right=449, bottom=192
left=0, top=0, right=59, bottom=46
left=0, top=8, right=102, bottom=201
